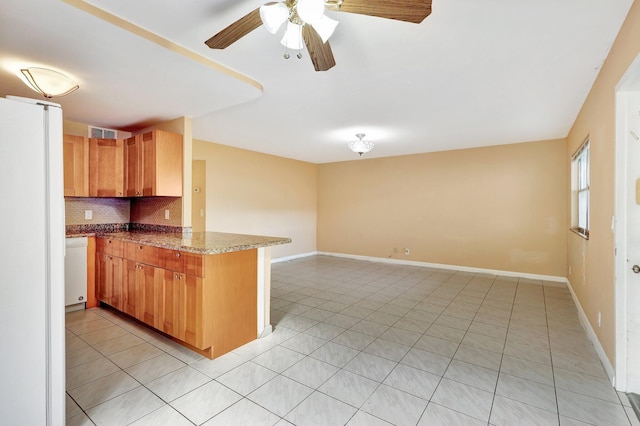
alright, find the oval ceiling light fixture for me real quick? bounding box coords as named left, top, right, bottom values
left=348, top=133, right=374, bottom=156
left=20, top=67, right=79, bottom=99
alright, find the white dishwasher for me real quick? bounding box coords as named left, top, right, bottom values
left=65, top=237, right=87, bottom=311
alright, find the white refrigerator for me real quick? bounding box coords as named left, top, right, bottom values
left=0, top=96, right=65, bottom=425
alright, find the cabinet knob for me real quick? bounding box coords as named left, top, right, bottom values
left=138, top=245, right=143, bottom=250
left=175, top=252, right=181, bottom=258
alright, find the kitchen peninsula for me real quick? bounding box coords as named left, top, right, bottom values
left=86, top=230, right=291, bottom=359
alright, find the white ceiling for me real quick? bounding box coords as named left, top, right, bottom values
left=0, top=0, right=634, bottom=163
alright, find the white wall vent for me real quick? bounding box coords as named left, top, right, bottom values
left=88, top=125, right=117, bottom=139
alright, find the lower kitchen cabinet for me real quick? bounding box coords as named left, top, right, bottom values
left=180, top=274, right=205, bottom=349
left=156, top=269, right=181, bottom=339
left=123, top=260, right=155, bottom=319
left=96, top=237, right=257, bottom=359
left=96, top=252, right=123, bottom=311
left=122, top=260, right=138, bottom=317
left=138, top=265, right=158, bottom=328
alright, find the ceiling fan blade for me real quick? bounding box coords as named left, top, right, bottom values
left=302, top=25, right=336, bottom=72
left=205, top=8, right=263, bottom=49
left=329, top=0, right=432, bottom=24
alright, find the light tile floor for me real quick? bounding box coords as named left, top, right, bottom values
left=66, top=255, right=640, bottom=426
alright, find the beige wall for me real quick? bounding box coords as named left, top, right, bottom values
left=193, top=139, right=318, bottom=259
left=318, top=139, right=568, bottom=277
left=566, top=0, right=640, bottom=364
left=191, top=160, right=207, bottom=233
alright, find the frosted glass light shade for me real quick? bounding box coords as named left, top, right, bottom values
left=297, top=0, right=325, bottom=24
left=281, top=21, right=304, bottom=50
left=348, top=134, right=374, bottom=156
left=20, top=67, right=79, bottom=99
left=260, top=2, right=289, bottom=34
left=313, top=15, right=339, bottom=43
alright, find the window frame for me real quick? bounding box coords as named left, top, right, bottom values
left=571, top=138, right=590, bottom=239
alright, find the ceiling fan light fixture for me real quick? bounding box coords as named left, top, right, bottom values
left=259, top=2, right=289, bottom=34
left=281, top=21, right=304, bottom=50
left=348, top=133, right=374, bottom=156
left=313, top=15, right=339, bottom=43
left=296, top=0, right=325, bottom=25
left=20, top=67, right=79, bottom=99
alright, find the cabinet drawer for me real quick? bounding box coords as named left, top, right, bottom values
left=125, top=242, right=160, bottom=266
left=183, top=252, right=204, bottom=278
left=98, top=237, right=123, bottom=257
left=160, top=249, right=184, bottom=272
left=159, top=249, right=204, bottom=277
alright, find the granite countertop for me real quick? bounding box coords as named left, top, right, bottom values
left=67, top=231, right=291, bottom=255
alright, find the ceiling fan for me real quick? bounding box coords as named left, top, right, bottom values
left=205, top=0, right=432, bottom=72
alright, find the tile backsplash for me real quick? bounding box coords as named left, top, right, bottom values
left=130, top=197, right=182, bottom=227
left=65, top=197, right=130, bottom=225
left=65, top=196, right=183, bottom=229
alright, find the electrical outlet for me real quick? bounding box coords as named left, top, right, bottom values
left=404, top=248, right=410, bottom=255
left=598, top=312, right=602, bottom=328
left=84, top=210, right=92, bottom=220
left=393, top=247, right=398, bottom=254
left=164, top=209, right=170, bottom=220
left=569, top=266, right=572, bottom=275
left=200, top=209, right=204, bottom=217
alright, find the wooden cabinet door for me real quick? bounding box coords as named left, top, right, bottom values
left=122, top=260, right=138, bottom=317
left=141, top=130, right=183, bottom=196
left=124, top=136, right=142, bottom=197
left=96, top=252, right=108, bottom=303
left=138, top=265, right=158, bottom=327
left=89, top=138, right=124, bottom=197
left=63, top=134, right=88, bottom=197
left=107, top=256, right=123, bottom=310
left=157, top=269, right=180, bottom=338
left=180, top=274, right=204, bottom=349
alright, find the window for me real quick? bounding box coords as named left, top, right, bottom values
left=571, top=139, right=590, bottom=239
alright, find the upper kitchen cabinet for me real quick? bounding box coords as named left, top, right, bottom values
left=124, top=136, right=142, bottom=197
left=63, top=134, right=89, bottom=197
left=89, top=138, right=124, bottom=197
left=127, top=130, right=183, bottom=197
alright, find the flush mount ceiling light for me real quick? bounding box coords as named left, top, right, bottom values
left=205, top=0, right=432, bottom=72
left=20, top=67, right=79, bottom=99
left=348, top=133, right=374, bottom=156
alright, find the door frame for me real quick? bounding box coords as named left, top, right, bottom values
left=614, top=52, right=640, bottom=391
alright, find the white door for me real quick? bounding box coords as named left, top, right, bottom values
left=615, top=54, right=640, bottom=393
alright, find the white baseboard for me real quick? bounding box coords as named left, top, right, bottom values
left=271, top=251, right=318, bottom=264
left=566, top=279, right=616, bottom=385
left=259, top=324, right=273, bottom=338
left=316, top=251, right=568, bottom=283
